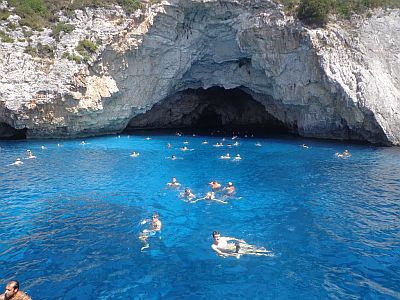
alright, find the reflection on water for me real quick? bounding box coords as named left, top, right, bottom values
left=0, top=136, right=399, bottom=300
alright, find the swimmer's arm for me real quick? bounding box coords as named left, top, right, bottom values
left=212, top=198, right=228, bottom=204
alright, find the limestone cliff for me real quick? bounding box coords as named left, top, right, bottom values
left=0, top=0, right=399, bottom=145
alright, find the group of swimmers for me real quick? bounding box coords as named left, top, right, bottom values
left=10, top=150, right=36, bottom=166
left=136, top=134, right=274, bottom=258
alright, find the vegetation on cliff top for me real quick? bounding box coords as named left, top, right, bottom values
left=281, top=0, right=400, bottom=27
left=2, top=0, right=151, bottom=30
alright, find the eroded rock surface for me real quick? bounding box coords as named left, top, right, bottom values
left=0, top=0, right=399, bottom=144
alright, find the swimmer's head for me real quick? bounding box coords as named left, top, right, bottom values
left=228, top=182, right=233, bottom=186
left=152, top=213, right=159, bottom=220
left=212, top=231, right=221, bottom=241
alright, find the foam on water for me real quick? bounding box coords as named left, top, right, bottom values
left=0, top=134, right=399, bottom=299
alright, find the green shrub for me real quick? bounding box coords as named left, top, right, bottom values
left=24, top=42, right=54, bottom=58
left=77, top=39, right=97, bottom=54
left=0, top=31, right=14, bottom=43
left=117, top=0, right=143, bottom=13
left=51, top=22, right=75, bottom=40
left=0, top=10, right=11, bottom=20
left=297, top=0, right=332, bottom=27
left=62, top=51, right=83, bottom=63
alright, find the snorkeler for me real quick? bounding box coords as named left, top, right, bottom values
left=211, top=231, right=273, bottom=258
left=139, top=213, right=162, bottom=250
left=167, top=177, right=181, bottom=188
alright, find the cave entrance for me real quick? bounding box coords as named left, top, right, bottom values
left=126, top=87, right=288, bottom=135
left=0, top=123, right=27, bottom=140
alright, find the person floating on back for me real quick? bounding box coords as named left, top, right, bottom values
left=211, top=231, right=273, bottom=259
left=0, top=280, right=31, bottom=300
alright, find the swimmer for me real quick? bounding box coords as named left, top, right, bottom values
left=11, top=158, right=23, bottom=166
left=167, top=143, right=172, bottom=149
left=226, top=144, right=232, bottom=148
left=233, top=141, right=239, bottom=146
left=232, top=135, right=238, bottom=140
left=180, top=146, right=189, bottom=151
left=130, top=151, right=140, bottom=157
left=220, top=153, right=231, bottom=160
left=176, top=132, right=182, bottom=136
left=183, top=141, right=189, bottom=145
left=232, top=154, right=242, bottom=161
left=301, top=144, right=309, bottom=149
left=255, top=142, right=262, bottom=147
left=139, top=213, right=162, bottom=250
left=0, top=280, right=31, bottom=300
left=26, top=150, right=36, bottom=159
left=192, top=134, right=196, bottom=136
left=213, top=142, right=223, bottom=147
left=211, top=231, right=273, bottom=258
left=209, top=180, right=222, bottom=191
left=167, top=177, right=181, bottom=187
left=202, top=140, right=208, bottom=145
left=57, top=143, right=61, bottom=147
left=223, top=182, right=235, bottom=196
left=343, top=149, right=351, bottom=157
left=41, top=145, right=47, bottom=149
left=180, top=187, right=196, bottom=201
left=171, top=155, right=177, bottom=160
left=145, top=137, right=151, bottom=140
left=118, top=135, right=121, bottom=138
left=80, top=141, right=87, bottom=145
left=189, top=192, right=227, bottom=204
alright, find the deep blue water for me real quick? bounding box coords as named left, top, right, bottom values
left=0, top=134, right=399, bottom=300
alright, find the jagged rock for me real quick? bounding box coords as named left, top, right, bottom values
left=0, top=0, right=399, bottom=145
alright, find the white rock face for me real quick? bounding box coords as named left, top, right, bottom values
left=0, top=0, right=399, bottom=144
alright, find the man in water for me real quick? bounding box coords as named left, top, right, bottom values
left=211, top=231, right=273, bottom=258
left=0, top=280, right=31, bottom=300
left=139, top=213, right=162, bottom=250
left=167, top=177, right=181, bottom=187
left=223, top=182, right=235, bottom=196
left=181, top=187, right=195, bottom=200
left=209, top=181, right=221, bottom=191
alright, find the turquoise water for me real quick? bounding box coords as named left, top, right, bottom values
left=0, top=134, right=399, bottom=299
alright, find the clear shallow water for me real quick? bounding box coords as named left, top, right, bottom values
left=0, top=134, right=399, bottom=300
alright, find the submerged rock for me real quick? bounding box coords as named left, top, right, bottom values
left=0, top=0, right=399, bottom=145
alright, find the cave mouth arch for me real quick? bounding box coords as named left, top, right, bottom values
left=125, top=87, right=289, bottom=136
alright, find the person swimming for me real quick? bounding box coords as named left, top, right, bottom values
left=213, top=142, right=223, bottom=147
left=223, top=182, right=235, bottom=196
left=255, top=142, right=262, bottom=147
left=232, top=154, right=242, bottom=161
left=211, top=231, right=273, bottom=258
left=180, top=146, right=189, bottom=151
left=183, top=141, right=189, bottom=145
left=181, top=187, right=196, bottom=200
left=209, top=181, right=222, bottom=191
left=167, top=177, right=181, bottom=187
left=11, top=158, right=23, bottom=166
left=145, top=137, right=151, bottom=140
left=167, top=143, right=172, bottom=149
left=130, top=151, right=140, bottom=157
left=233, top=141, right=239, bottom=146
left=26, top=150, right=36, bottom=159
left=189, top=192, right=227, bottom=204
left=336, top=150, right=351, bottom=159
left=301, top=144, right=309, bottom=149
left=220, top=153, right=231, bottom=160
left=139, top=213, right=162, bottom=250
left=202, top=140, right=208, bottom=145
